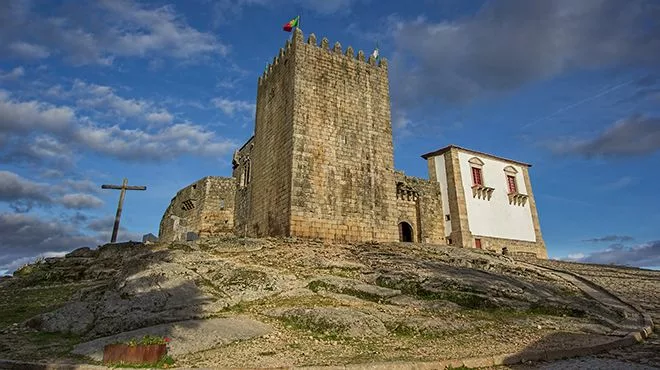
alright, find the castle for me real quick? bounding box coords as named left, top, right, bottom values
left=158, top=29, right=548, bottom=259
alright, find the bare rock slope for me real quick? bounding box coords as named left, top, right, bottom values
left=0, top=237, right=656, bottom=367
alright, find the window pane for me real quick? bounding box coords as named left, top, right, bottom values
left=472, top=167, right=482, bottom=185
left=507, top=175, right=517, bottom=193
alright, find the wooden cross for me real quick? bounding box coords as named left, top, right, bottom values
left=101, top=178, right=147, bottom=243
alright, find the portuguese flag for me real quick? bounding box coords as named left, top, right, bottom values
left=283, top=15, right=299, bottom=32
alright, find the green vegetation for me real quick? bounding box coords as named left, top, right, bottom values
left=307, top=280, right=383, bottom=303
left=0, top=332, right=84, bottom=361
left=224, top=291, right=339, bottom=314
left=374, top=277, right=496, bottom=310
left=0, top=283, right=90, bottom=329
left=225, top=269, right=269, bottom=286
left=280, top=316, right=343, bottom=341
left=527, top=303, right=586, bottom=318
left=168, top=243, right=194, bottom=252
left=115, top=334, right=171, bottom=346
left=12, top=262, right=74, bottom=284
left=325, top=266, right=362, bottom=279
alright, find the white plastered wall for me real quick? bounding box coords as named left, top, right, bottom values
left=457, top=151, right=536, bottom=242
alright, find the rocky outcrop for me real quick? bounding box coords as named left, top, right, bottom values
left=72, top=317, right=274, bottom=361
left=10, top=238, right=638, bottom=342
left=266, top=307, right=389, bottom=338
left=24, top=242, right=300, bottom=339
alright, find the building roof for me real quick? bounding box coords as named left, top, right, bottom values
left=420, top=145, right=532, bottom=167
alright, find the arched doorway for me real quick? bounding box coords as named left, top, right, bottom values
left=399, top=222, right=413, bottom=242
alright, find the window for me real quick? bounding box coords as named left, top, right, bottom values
left=468, top=157, right=485, bottom=186
left=445, top=214, right=451, bottom=221
left=503, top=166, right=519, bottom=194
left=240, top=159, right=251, bottom=187
left=472, top=167, right=483, bottom=186
left=468, top=156, right=493, bottom=200
left=245, top=160, right=251, bottom=185
left=503, top=165, right=527, bottom=205
left=474, top=238, right=482, bottom=249
left=181, top=199, right=195, bottom=211
left=507, top=175, right=517, bottom=194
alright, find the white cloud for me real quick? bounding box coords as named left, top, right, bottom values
left=146, top=111, right=174, bottom=124
left=388, top=0, right=660, bottom=107
left=8, top=42, right=50, bottom=59
left=72, top=80, right=177, bottom=124
left=1, top=83, right=236, bottom=163
left=210, top=0, right=367, bottom=24
left=59, top=179, right=100, bottom=194
left=212, top=97, right=255, bottom=116
left=567, top=252, right=585, bottom=260
left=565, top=241, right=660, bottom=268
left=0, top=0, right=227, bottom=66
left=0, top=170, right=103, bottom=211
left=599, top=176, right=639, bottom=191
left=59, top=193, right=104, bottom=209
left=73, top=80, right=146, bottom=117
left=0, top=91, right=75, bottom=133
left=102, top=0, right=228, bottom=58
left=0, top=170, right=51, bottom=204
left=0, top=67, right=25, bottom=81
left=27, top=135, right=74, bottom=164
left=0, top=212, right=138, bottom=275
left=41, top=169, right=65, bottom=179
left=548, top=114, right=660, bottom=158
left=73, top=122, right=237, bottom=161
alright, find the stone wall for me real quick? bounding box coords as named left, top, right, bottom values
left=246, top=35, right=297, bottom=238
left=394, top=171, right=445, bottom=244
left=233, top=137, right=254, bottom=237
left=472, top=235, right=547, bottom=259
left=443, top=149, right=473, bottom=248
left=158, top=176, right=235, bottom=242
left=284, top=29, right=398, bottom=242
left=521, top=165, right=547, bottom=258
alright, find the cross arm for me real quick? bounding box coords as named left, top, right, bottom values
left=101, top=185, right=147, bottom=190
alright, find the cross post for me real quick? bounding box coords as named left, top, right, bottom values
left=101, top=178, right=147, bottom=243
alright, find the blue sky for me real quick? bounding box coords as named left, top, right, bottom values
left=1, top=0, right=659, bottom=274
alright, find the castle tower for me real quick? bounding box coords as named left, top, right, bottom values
left=234, top=28, right=398, bottom=242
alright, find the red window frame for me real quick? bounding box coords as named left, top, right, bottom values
left=507, top=175, right=517, bottom=194
left=472, top=167, right=483, bottom=186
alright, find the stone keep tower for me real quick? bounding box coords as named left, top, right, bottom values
left=235, top=28, right=398, bottom=242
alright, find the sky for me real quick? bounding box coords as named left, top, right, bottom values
left=1, top=0, right=659, bottom=275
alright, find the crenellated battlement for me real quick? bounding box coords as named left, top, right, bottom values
left=258, top=28, right=387, bottom=86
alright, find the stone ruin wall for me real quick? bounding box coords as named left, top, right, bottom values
left=158, top=176, right=236, bottom=242
left=284, top=29, right=399, bottom=242
left=158, top=28, right=546, bottom=257
left=394, top=171, right=445, bottom=244
left=246, top=36, right=297, bottom=238
left=233, top=136, right=254, bottom=237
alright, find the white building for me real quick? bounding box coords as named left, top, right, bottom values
left=422, top=145, right=547, bottom=258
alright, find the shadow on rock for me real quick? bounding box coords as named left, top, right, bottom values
left=18, top=241, right=276, bottom=362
